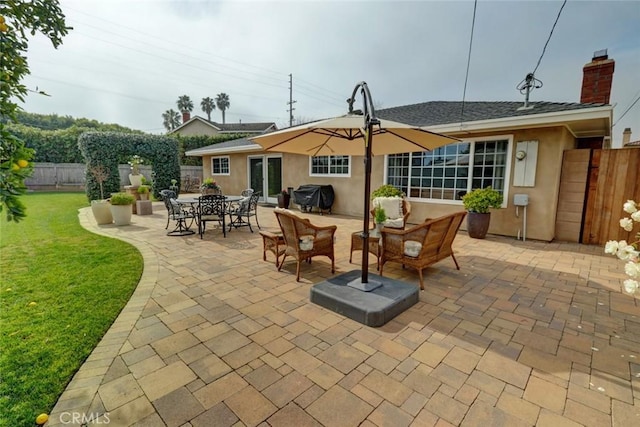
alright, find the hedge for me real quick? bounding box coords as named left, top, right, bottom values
left=79, top=132, right=181, bottom=201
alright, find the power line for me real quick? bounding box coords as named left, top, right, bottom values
left=613, top=92, right=640, bottom=127
left=532, top=0, right=567, bottom=75
left=460, top=0, right=478, bottom=123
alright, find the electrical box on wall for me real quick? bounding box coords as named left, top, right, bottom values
left=513, top=194, right=529, bottom=206
left=513, top=140, right=538, bottom=187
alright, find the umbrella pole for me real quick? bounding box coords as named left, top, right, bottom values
left=361, top=120, right=373, bottom=284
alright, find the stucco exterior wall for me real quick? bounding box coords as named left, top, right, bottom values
left=174, top=121, right=219, bottom=137
left=197, top=125, right=577, bottom=241
left=407, top=126, right=575, bottom=241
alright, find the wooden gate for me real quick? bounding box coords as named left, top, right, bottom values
left=556, top=148, right=640, bottom=244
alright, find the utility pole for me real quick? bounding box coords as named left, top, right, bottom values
left=287, top=73, right=296, bottom=127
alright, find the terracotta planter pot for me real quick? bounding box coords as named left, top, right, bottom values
left=91, top=200, right=113, bottom=225
left=466, top=212, right=491, bottom=239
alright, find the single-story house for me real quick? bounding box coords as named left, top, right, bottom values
left=187, top=51, right=633, bottom=243
left=171, top=115, right=277, bottom=137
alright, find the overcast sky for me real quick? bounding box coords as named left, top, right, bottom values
left=21, top=0, right=640, bottom=146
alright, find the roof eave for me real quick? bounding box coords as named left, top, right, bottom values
left=425, top=105, right=613, bottom=138
left=185, top=144, right=263, bottom=156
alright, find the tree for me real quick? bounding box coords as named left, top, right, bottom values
left=215, top=93, right=230, bottom=124
left=176, top=95, right=193, bottom=113
left=200, top=97, right=215, bottom=121
left=162, top=109, right=181, bottom=131
left=0, top=1, right=71, bottom=222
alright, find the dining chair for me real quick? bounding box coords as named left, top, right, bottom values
left=197, top=194, right=228, bottom=238
left=228, top=191, right=261, bottom=232
left=159, top=189, right=196, bottom=236
left=241, top=188, right=254, bottom=197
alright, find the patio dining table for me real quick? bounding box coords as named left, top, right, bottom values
left=175, top=195, right=244, bottom=236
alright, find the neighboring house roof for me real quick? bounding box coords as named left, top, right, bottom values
left=171, top=115, right=277, bottom=134
left=186, top=101, right=612, bottom=156
left=625, top=140, right=640, bottom=147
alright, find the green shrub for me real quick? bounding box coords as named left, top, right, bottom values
left=462, top=187, right=503, bottom=213
left=374, top=207, right=387, bottom=224
left=109, top=192, right=134, bottom=205
left=371, top=184, right=404, bottom=199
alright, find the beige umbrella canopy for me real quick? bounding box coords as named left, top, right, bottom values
left=252, top=114, right=458, bottom=157
left=251, top=82, right=458, bottom=287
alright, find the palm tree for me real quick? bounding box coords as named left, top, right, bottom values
left=162, top=109, right=181, bottom=131
left=215, top=93, right=230, bottom=124
left=200, top=97, right=215, bottom=121
left=177, top=95, right=193, bottom=123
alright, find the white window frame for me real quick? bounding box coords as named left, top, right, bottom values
left=309, top=155, right=352, bottom=177
left=211, top=156, right=230, bottom=176
left=384, top=134, right=513, bottom=207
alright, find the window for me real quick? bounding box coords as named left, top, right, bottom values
left=211, top=156, right=230, bottom=175
left=387, top=137, right=510, bottom=203
left=310, top=155, right=350, bottom=176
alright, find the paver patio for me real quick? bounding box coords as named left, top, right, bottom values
left=47, top=201, right=639, bottom=426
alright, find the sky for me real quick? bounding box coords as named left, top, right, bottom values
left=21, top=0, right=640, bottom=146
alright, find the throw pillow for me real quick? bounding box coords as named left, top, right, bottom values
left=374, top=197, right=402, bottom=219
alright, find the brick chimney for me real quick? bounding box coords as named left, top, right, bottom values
left=622, top=128, right=632, bottom=145
left=182, top=111, right=191, bottom=123
left=580, top=49, right=615, bottom=104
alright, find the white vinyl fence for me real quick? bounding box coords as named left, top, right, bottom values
left=26, top=163, right=202, bottom=191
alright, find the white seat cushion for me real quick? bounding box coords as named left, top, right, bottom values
left=373, top=197, right=403, bottom=220
left=404, top=240, right=422, bottom=257
left=383, top=218, right=404, bottom=228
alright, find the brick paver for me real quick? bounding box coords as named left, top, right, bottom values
left=44, top=202, right=639, bottom=426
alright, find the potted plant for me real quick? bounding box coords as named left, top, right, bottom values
left=462, top=187, right=503, bottom=239
left=109, top=192, right=135, bottom=226
left=137, top=185, right=150, bottom=201
left=373, top=206, right=387, bottom=236
left=89, top=165, right=113, bottom=225
left=201, top=177, right=221, bottom=195
left=277, top=189, right=290, bottom=208
left=169, top=178, right=179, bottom=196
left=128, top=155, right=144, bottom=187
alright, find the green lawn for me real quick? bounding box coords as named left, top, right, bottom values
left=0, top=193, right=143, bottom=426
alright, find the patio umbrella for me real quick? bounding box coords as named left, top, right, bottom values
left=251, top=82, right=458, bottom=288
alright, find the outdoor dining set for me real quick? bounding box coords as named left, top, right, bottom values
left=159, top=189, right=260, bottom=238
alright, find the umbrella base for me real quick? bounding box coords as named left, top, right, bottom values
left=347, top=277, right=383, bottom=292
left=310, top=270, right=419, bottom=327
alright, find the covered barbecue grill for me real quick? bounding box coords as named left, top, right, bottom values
left=292, top=184, right=334, bottom=214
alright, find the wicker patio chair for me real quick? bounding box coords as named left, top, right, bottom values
left=380, top=211, right=466, bottom=290
left=274, top=208, right=337, bottom=281
left=370, top=197, right=411, bottom=229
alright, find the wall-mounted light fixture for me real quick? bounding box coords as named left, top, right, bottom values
left=516, top=150, right=527, bottom=161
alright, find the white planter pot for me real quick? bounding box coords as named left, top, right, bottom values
left=110, top=204, right=133, bottom=226
left=91, top=200, right=113, bottom=225
left=129, top=174, right=143, bottom=187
